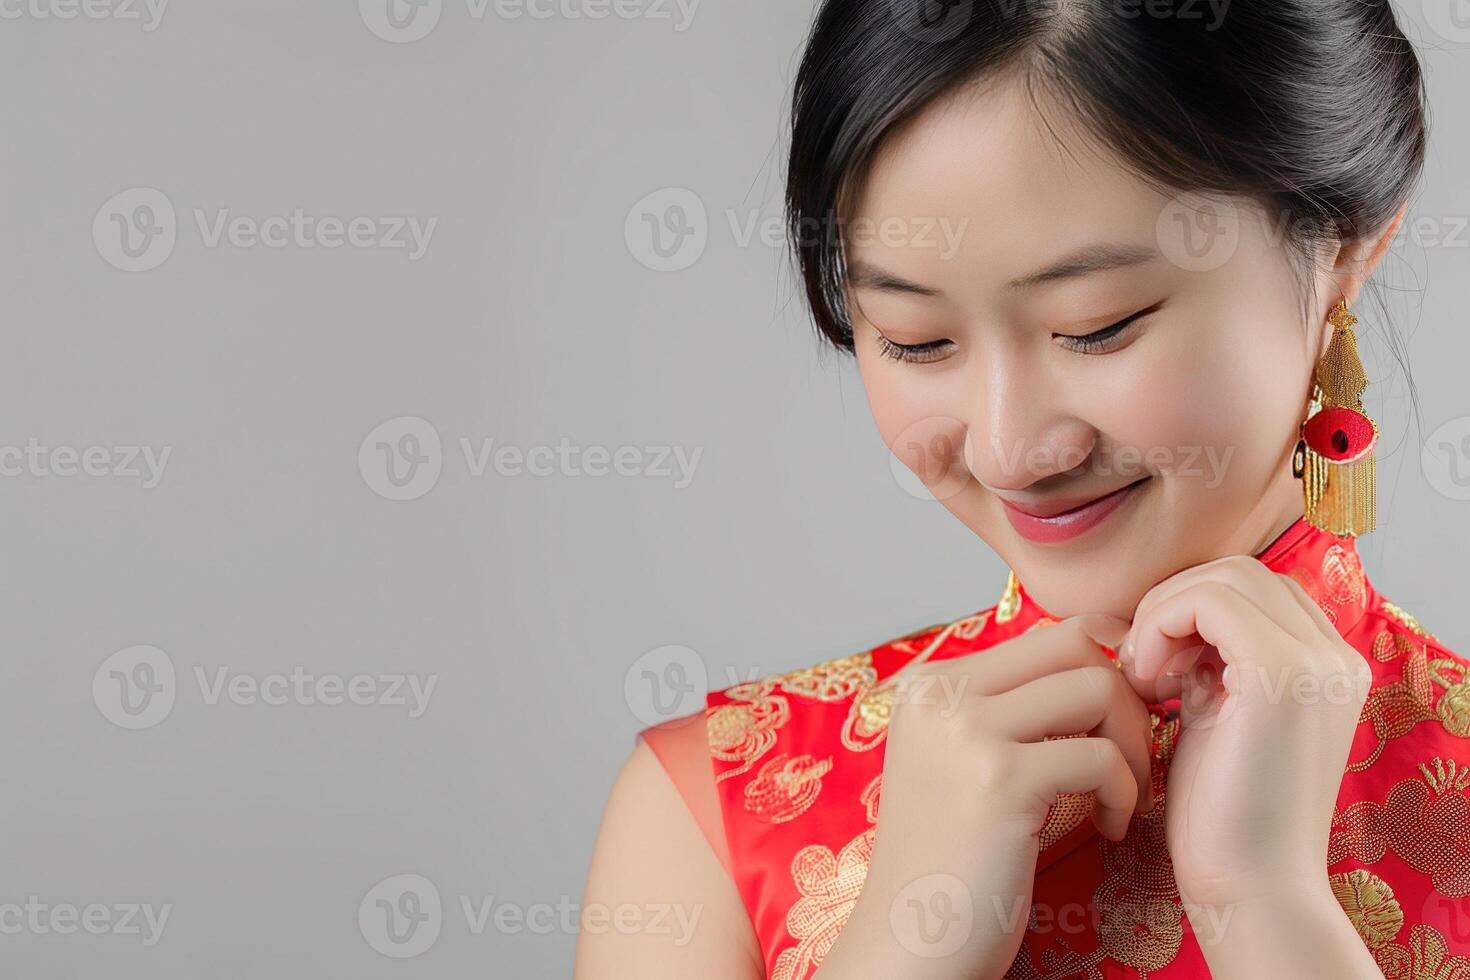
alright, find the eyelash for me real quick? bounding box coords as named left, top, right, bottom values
left=874, top=306, right=1156, bottom=364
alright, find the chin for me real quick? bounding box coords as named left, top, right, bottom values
left=1012, top=564, right=1145, bottom=622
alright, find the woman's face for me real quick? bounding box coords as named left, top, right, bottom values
left=846, top=74, right=1389, bottom=619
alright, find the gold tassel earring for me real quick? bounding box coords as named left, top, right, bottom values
left=1292, top=298, right=1378, bottom=537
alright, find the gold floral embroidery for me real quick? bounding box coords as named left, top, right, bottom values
left=1332, top=868, right=1404, bottom=950
left=743, top=753, right=833, bottom=824
left=841, top=613, right=990, bottom=753
left=779, top=654, right=877, bottom=702
left=1323, top=543, right=1368, bottom=607
left=997, top=569, right=1023, bottom=624
left=1006, top=711, right=1185, bottom=979
left=1378, top=630, right=1425, bottom=662
left=1373, top=923, right=1470, bottom=979
left=1330, top=758, right=1470, bottom=897
left=770, top=775, right=880, bottom=980
left=709, top=680, right=790, bottom=783
left=1038, top=788, right=1092, bottom=851
left=1352, top=637, right=1434, bottom=775
left=709, top=655, right=875, bottom=781
left=1383, top=600, right=1438, bottom=641
left=1093, top=713, right=1185, bottom=972
left=1287, top=544, right=1367, bottom=628
left=715, top=612, right=990, bottom=780
left=1433, top=660, right=1470, bottom=738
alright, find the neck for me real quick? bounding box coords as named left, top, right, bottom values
left=1248, top=447, right=1312, bottom=557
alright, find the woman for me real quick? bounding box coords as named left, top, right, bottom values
left=577, top=1, right=1468, bottom=977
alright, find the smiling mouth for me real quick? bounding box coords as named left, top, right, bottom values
left=1000, top=476, right=1151, bottom=543
left=1003, top=477, right=1152, bottom=520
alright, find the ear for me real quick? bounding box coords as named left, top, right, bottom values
left=1317, top=203, right=1408, bottom=352
left=1339, top=204, right=1407, bottom=303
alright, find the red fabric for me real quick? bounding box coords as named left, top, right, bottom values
left=651, top=517, right=1470, bottom=977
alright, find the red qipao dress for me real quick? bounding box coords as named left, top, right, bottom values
left=641, top=517, right=1470, bottom=978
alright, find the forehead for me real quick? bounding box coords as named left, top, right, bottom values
left=847, top=74, right=1174, bottom=286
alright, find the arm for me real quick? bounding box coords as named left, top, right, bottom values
left=573, top=738, right=763, bottom=979
left=1190, top=885, right=1382, bottom=978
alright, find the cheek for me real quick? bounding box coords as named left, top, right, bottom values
left=1117, top=321, right=1307, bottom=480
left=857, top=351, right=969, bottom=489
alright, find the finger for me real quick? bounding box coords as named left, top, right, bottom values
left=1019, top=737, right=1141, bottom=841
left=984, top=665, right=1154, bottom=813
left=1131, top=579, right=1297, bottom=683
left=1129, top=556, right=1319, bottom=652
left=956, top=614, right=1131, bottom=695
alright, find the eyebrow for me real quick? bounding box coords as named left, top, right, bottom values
left=846, top=242, right=1163, bottom=297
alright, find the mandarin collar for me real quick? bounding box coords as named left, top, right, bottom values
left=991, top=516, right=1374, bottom=641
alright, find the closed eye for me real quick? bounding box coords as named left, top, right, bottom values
left=874, top=335, right=954, bottom=364
left=1055, top=301, right=1163, bottom=354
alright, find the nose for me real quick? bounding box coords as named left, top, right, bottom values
left=962, top=357, right=1099, bottom=493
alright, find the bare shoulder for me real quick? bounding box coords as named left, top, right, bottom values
left=574, top=738, right=762, bottom=980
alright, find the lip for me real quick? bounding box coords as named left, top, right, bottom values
left=1001, top=477, right=1149, bottom=544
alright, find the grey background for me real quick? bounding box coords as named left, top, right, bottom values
left=1, top=1, right=1466, bottom=976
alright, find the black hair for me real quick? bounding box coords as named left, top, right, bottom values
left=785, top=0, right=1429, bottom=390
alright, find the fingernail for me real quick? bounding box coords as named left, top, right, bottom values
left=1162, top=650, right=1194, bottom=678
left=1116, top=633, right=1134, bottom=666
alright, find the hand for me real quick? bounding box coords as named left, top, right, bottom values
left=818, top=614, right=1152, bottom=980
left=1120, top=556, right=1373, bottom=920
